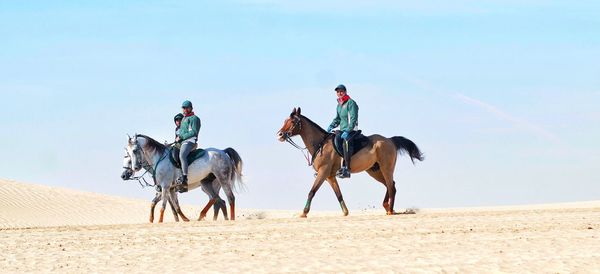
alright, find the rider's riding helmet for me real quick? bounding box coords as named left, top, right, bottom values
left=174, top=113, right=184, bottom=122
left=334, top=84, right=347, bottom=92
left=181, top=100, right=193, bottom=109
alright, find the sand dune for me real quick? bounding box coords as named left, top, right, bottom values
left=0, top=179, right=206, bottom=229
left=1, top=179, right=599, bottom=272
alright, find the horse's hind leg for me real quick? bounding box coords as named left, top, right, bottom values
left=170, top=189, right=190, bottom=222
left=366, top=169, right=391, bottom=213
left=211, top=183, right=228, bottom=221
left=199, top=198, right=216, bottom=221
left=379, top=164, right=397, bottom=215
left=214, top=198, right=228, bottom=221
left=150, top=192, right=161, bottom=223
left=220, top=184, right=235, bottom=221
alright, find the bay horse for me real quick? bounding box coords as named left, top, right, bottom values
left=277, top=108, right=423, bottom=217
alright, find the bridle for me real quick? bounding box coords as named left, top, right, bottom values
left=123, top=148, right=154, bottom=188
left=123, top=135, right=170, bottom=189
left=282, top=116, right=305, bottom=150
left=281, top=116, right=331, bottom=166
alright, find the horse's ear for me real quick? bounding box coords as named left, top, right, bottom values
left=290, top=107, right=297, bottom=117
left=297, top=107, right=301, bottom=115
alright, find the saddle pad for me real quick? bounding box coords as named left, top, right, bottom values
left=333, top=131, right=371, bottom=157
left=169, top=147, right=207, bottom=168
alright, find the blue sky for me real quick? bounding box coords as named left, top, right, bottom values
left=1, top=1, right=598, bottom=210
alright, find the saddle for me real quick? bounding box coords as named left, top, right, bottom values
left=333, top=130, right=371, bottom=158
left=169, top=146, right=208, bottom=169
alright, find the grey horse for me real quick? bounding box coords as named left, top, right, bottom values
left=124, top=134, right=243, bottom=222
left=121, top=154, right=228, bottom=222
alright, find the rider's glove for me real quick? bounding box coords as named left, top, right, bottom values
left=341, top=131, right=350, bottom=140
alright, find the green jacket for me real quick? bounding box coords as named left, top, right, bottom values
left=329, top=98, right=359, bottom=132
left=179, top=115, right=201, bottom=142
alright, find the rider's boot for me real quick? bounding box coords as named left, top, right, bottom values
left=337, top=140, right=352, bottom=179
left=177, top=175, right=188, bottom=193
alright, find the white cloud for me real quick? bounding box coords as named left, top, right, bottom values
left=455, top=93, right=561, bottom=143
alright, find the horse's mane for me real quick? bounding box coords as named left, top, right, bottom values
left=136, top=134, right=166, bottom=154
left=300, top=115, right=327, bottom=135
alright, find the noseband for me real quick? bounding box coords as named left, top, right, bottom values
left=281, top=117, right=329, bottom=166
left=282, top=117, right=304, bottom=150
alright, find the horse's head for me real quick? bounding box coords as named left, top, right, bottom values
left=277, top=107, right=303, bottom=142
left=126, top=135, right=144, bottom=172
left=121, top=153, right=134, bottom=180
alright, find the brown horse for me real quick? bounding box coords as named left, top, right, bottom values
left=277, top=107, right=423, bottom=217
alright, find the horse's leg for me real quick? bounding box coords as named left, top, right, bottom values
left=167, top=191, right=179, bottom=222
left=379, top=162, right=397, bottom=215
left=211, top=183, right=227, bottom=221
left=221, top=185, right=235, bottom=221
left=198, top=199, right=216, bottom=221
left=215, top=169, right=235, bottom=221
left=387, top=181, right=397, bottom=215
left=215, top=198, right=228, bottom=221
left=159, top=187, right=169, bottom=223
left=326, top=177, right=349, bottom=216
left=170, top=188, right=190, bottom=222
left=366, top=169, right=391, bottom=213
left=301, top=171, right=328, bottom=218
left=215, top=188, right=228, bottom=221
left=149, top=192, right=161, bottom=223
left=198, top=181, right=217, bottom=221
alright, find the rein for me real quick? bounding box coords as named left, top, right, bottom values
left=283, top=118, right=331, bottom=166
left=125, top=139, right=173, bottom=189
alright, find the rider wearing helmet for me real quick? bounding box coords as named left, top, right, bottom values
left=174, top=113, right=184, bottom=141
left=327, top=84, right=359, bottom=179
left=175, top=100, right=201, bottom=193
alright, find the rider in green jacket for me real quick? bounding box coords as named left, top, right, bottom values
left=327, top=84, right=359, bottom=179
left=175, top=100, right=201, bottom=193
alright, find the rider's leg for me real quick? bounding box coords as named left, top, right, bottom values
left=335, top=132, right=345, bottom=176
left=338, top=131, right=355, bottom=179
left=343, top=139, right=353, bottom=177
left=178, top=140, right=194, bottom=192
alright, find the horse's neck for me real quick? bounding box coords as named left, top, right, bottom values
left=138, top=137, right=162, bottom=167
left=299, top=119, right=327, bottom=156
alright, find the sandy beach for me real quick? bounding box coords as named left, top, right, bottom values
left=1, top=179, right=599, bottom=273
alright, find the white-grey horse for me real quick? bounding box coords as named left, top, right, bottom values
left=121, top=153, right=228, bottom=222
left=124, top=134, right=243, bottom=222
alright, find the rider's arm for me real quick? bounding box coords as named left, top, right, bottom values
left=347, top=100, right=359, bottom=130
left=329, top=109, right=341, bottom=130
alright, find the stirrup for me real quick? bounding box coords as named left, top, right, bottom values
left=336, top=167, right=351, bottom=179
left=176, top=176, right=188, bottom=193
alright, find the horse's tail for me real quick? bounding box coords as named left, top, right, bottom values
left=390, top=136, right=424, bottom=164
left=224, top=147, right=244, bottom=191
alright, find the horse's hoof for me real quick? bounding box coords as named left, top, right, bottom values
left=182, top=218, right=190, bottom=222
left=299, top=214, right=308, bottom=218
left=386, top=211, right=395, bottom=215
